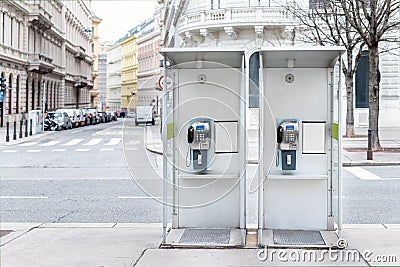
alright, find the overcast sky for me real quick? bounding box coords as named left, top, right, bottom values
left=91, top=0, right=157, bottom=44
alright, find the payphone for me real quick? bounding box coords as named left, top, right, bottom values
left=186, top=119, right=213, bottom=171
left=277, top=119, right=299, bottom=170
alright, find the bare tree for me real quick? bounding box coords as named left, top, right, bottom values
left=340, top=0, right=400, bottom=150
left=287, top=0, right=364, bottom=137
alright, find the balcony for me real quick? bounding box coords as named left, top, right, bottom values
left=28, top=3, right=53, bottom=31
left=27, top=53, right=55, bottom=74
left=74, top=75, right=88, bottom=88
left=74, top=45, right=86, bottom=60
left=177, top=6, right=296, bottom=33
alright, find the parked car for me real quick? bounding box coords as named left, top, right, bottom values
left=126, top=112, right=136, bottom=118
left=97, top=112, right=106, bottom=123
left=106, top=111, right=117, bottom=121
left=100, top=111, right=111, bottom=122
left=74, top=109, right=86, bottom=127
left=82, top=108, right=99, bottom=124
left=44, top=112, right=62, bottom=131
left=49, top=111, right=73, bottom=129
left=56, top=109, right=79, bottom=128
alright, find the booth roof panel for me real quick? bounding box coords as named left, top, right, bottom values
left=260, top=46, right=345, bottom=68
left=160, top=48, right=244, bottom=68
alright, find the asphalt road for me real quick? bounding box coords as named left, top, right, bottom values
left=0, top=119, right=399, bottom=224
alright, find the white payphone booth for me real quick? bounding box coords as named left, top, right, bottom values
left=160, top=48, right=247, bottom=247
left=258, top=47, right=344, bottom=247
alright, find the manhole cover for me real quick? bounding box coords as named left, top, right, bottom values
left=179, top=229, right=230, bottom=245
left=273, top=230, right=325, bottom=246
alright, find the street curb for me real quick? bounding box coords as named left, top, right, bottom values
left=342, top=161, right=400, bottom=167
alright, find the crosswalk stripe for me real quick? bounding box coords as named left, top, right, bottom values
left=27, top=150, right=41, bottom=153
left=104, top=138, right=121, bottom=146
left=83, top=138, right=103, bottom=146
left=18, top=142, right=38, bottom=147
left=40, top=141, right=60, bottom=147
left=2, top=150, right=17, bottom=153
left=62, top=139, right=84, bottom=146
left=344, top=167, right=382, bottom=180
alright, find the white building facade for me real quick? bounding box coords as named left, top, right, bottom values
left=137, top=8, right=162, bottom=115
left=0, top=0, right=92, bottom=127
left=159, top=0, right=400, bottom=130
left=106, top=43, right=122, bottom=112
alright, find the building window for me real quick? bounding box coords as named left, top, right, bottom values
left=16, top=75, right=20, bottom=113
left=249, top=52, right=260, bottom=108
left=2, top=13, right=5, bottom=44
left=26, top=77, right=29, bottom=112
left=355, top=50, right=369, bottom=108
left=8, top=74, right=12, bottom=114
left=10, top=17, right=13, bottom=47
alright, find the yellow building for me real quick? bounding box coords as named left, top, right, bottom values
left=120, top=35, right=138, bottom=111
left=91, top=14, right=102, bottom=109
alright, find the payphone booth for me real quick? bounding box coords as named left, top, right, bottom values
left=258, top=47, right=345, bottom=247
left=160, top=48, right=247, bottom=247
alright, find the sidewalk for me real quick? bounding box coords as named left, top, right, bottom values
left=0, top=125, right=54, bottom=146
left=146, top=125, right=400, bottom=167
left=1, top=223, right=399, bottom=266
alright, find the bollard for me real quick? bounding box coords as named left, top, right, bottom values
left=25, top=119, right=28, bottom=137
left=367, top=128, right=373, bottom=160
left=13, top=121, right=17, bottom=140
left=6, top=121, right=10, bottom=142
left=29, top=119, right=33, bottom=136
left=19, top=120, right=23, bottom=138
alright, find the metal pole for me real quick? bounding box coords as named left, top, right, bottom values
left=13, top=121, right=17, bottom=140
left=25, top=118, right=28, bottom=137
left=19, top=119, right=23, bottom=138
left=42, top=82, right=46, bottom=132
left=29, top=118, right=33, bottom=136
left=5, top=121, right=9, bottom=142
left=162, top=57, right=168, bottom=244
left=367, top=128, right=373, bottom=160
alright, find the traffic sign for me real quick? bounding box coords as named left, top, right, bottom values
left=158, top=75, right=173, bottom=90
left=0, top=91, right=3, bottom=102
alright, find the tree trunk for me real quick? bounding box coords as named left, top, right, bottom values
left=368, top=45, right=382, bottom=150
left=345, top=73, right=355, bottom=137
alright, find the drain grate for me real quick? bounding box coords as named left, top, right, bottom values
left=273, top=230, right=325, bottom=246
left=179, top=229, right=231, bottom=245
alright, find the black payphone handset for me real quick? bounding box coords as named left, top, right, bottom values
left=277, top=125, right=284, bottom=144
left=187, top=126, right=194, bottom=144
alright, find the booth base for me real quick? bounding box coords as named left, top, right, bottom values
left=162, top=228, right=243, bottom=248
left=260, top=229, right=340, bottom=248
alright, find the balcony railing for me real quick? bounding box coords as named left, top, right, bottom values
left=27, top=52, right=54, bottom=74
left=177, top=6, right=296, bottom=32
left=28, top=3, right=53, bottom=30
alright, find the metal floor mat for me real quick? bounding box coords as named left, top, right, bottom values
left=179, top=229, right=231, bottom=245
left=273, top=230, right=325, bottom=246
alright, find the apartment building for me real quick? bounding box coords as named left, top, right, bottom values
left=159, top=0, right=400, bottom=129
left=106, top=43, right=122, bottom=112
left=0, top=0, right=93, bottom=127
left=137, top=10, right=162, bottom=115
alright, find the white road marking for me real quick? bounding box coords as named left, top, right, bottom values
left=51, top=149, right=66, bottom=152
left=62, top=139, right=84, bottom=146
left=76, top=149, right=90, bottom=152
left=71, top=129, right=84, bottom=134
left=1, top=196, right=48, bottom=199
left=27, top=150, right=41, bottom=153
left=2, top=150, right=17, bottom=153
left=344, top=167, right=382, bottom=180
left=104, top=138, right=121, bottom=146
left=124, top=147, right=138, bottom=151
left=117, top=196, right=162, bottom=199
left=100, top=148, right=114, bottom=151
left=18, top=142, right=38, bottom=147
left=40, top=140, right=60, bottom=147
left=83, top=138, right=103, bottom=146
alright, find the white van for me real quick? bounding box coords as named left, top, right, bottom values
left=135, top=106, right=155, bottom=125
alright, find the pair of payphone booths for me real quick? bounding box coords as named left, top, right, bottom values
left=159, top=47, right=344, bottom=248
